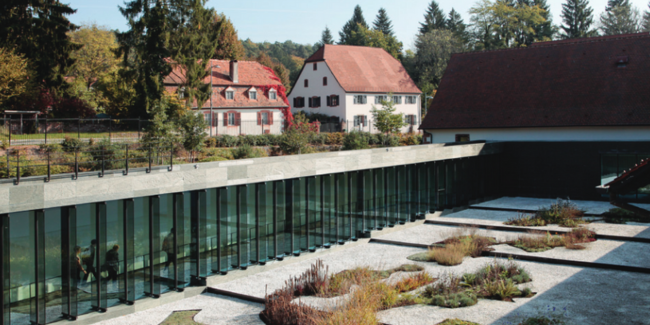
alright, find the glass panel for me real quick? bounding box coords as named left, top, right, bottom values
left=179, top=192, right=192, bottom=286
left=336, top=173, right=350, bottom=242
left=618, top=155, right=637, bottom=198
left=158, top=195, right=174, bottom=293
left=191, top=190, right=209, bottom=279
left=74, top=204, right=95, bottom=316
left=218, top=187, right=236, bottom=273
left=386, top=168, right=397, bottom=226
left=275, top=181, right=289, bottom=256
left=2, top=215, right=10, bottom=325
left=124, top=200, right=135, bottom=301
left=105, top=201, right=125, bottom=305
left=205, top=189, right=217, bottom=275
left=321, top=175, right=336, bottom=245
left=309, top=177, right=322, bottom=248
left=132, top=198, right=149, bottom=299
left=93, top=203, right=107, bottom=310
left=291, top=178, right=307, bottom=253
left=397, top=166, right=408, bottom=224
left=43, top=209, right=63, bottom=323
left=31, top=210, right=44, bottom=324
left=349, top=171, right=362, bottom=237
left=257, top=183, right=271, bottom=262
left=375, top=169, right=386, bottom=228
left=145, top=197, right=161, bottom=296
left=8, top=211, right=34, bottom=325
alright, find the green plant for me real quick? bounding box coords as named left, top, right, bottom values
left=436, top=319, right=481, bottom=325
left=61, top=136, right=82, bottom=152
left=232, top=144, right=266, bottom=159
left=342, top=131, right=370, bottom=150
left=326, top=132, right=344, bottom=145
left=603, top=207, right=645, bottom=224
left=218, top=134, right=239, bottom=147
left=519, top=316, right=567, bottom=325
left=0, top=140, right=7, bottom=150
left=38, top=143, right=62, bottom=154
left=205, top=137, right=217, bottom=148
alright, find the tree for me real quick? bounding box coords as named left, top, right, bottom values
left=419, top=1, right=447, bottom=35
left=446, top=9, right=469, bottom=43
left=116, top=0, right=173, bottom=118
left=213, top=12, right=245, bottom=60
left=319, top=26, right=335, bottom=46
left=339, top=5, right=368, bottom=44
left=642, top=3, right=650, bottom=32
left=93, top=68, right=137, bottom=118
left=560, top=0, right=598, bottom=38
left=0, top=1, right=82, bottom=95
left=370, top=94, right=407, bottom=137
left=178, top=110, right=208, bottom=160
left=140, top=94, right=182, bottom=146
left=530, top=0, right=556, bottom=42
left=169, top=0, right=221, bottom=110
left=600, top=1, right=641, bottom=35
left=254, top=52, right=291, bottom=92
left=349, top=25, right=404, bottom=58
left=0, top=47, right=33, bottom=109
left=414, top=29, right=464, bottom=89
left=373, top=8, right=395, bottom=36
left=68, top=24, right=120, bottom=91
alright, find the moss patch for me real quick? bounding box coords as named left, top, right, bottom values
left=159, top=310, right=203, bottom=325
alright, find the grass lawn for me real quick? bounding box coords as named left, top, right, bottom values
left=159, top=310, right=203, bottom=325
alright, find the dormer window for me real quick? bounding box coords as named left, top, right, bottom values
left=269, top=89, right=277, bottom=100
left=178, top=87, right=185, bottom=99
left=225, top=87, right=234, bottom=100
left=249, top=87, right=257, bottom=100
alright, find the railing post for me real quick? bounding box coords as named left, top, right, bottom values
left=15, top=150, right=20, bottom=185
left=8, top=123, right=10, bottom=146
left=77, top=118, right=80, bottom=140
left=74, top=149, right=78, bottom=180
left=6, top=150, right=10, bottom=180
left=109, top=119, right=112, bottom=144
left=45, top=118, right=48, bottom=144
left=124, top=144, right=129, bottom=175
left=147, top=145, right=152, bottom=173
left=100, top=146, right=105, bottom=177
left=46, top=151, right=51, bottom=182
left=137, top=118, right=141, bottom=139
left=169, top=145, right=173, bottom=171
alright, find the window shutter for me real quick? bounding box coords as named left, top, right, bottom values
left=363, top=115, right=367, bottom=126
left=213, top=113, right=218, bottom=127
left=223, top=113, right=228, bottom=126
left=309, top=97, right=313, bottom=107
left=236, top=112, right=241, bottom=126
left=269, top=111, right=274, bottom=125
left=335, top=95, right=340, bottom=106
left=353, top=96, right=357, bottom=104
left=257, top=112, right=261, bottom=125
left=326, top=96, right=331, bottom=107
left=363, top=95, right=367, bottom=104
left=293, top=98, right=298, bottom=107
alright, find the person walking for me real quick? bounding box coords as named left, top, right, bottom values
left=162, top=228, right=175, bottom=270
left=83, top=239, right=98, bottom=282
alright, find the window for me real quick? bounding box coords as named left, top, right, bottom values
left=323, top=77, right=328, bottom=86
left=304, top=79, right=309, bottom=87
left=223, top=111, right=240, bottom=126
left=353, top=95, right=367, bottom=104
left=353, top=115, right=368, bottom=127
left=203, top=113, right=211, bottom=124
left=228, top=113, right=236, bottom=125
left=375, top=95, right=388, bottom=104
left=405, top=114, right=417, bottom=125
left=309, top=96, right=321, bottom=108
left=455, top=134, right=470, bottom=142
left=261, top=112, right=269, bottom=124
left=294, top=97, right=305, bottom=108
left=313, top=63, right=317, bottom=71
left=225, top=89, right=234, bottom=100
left=249, top=89, right=257, bottom=100
left=327, top=95, right=339, bottom=107
left=406, top=95, right=417, bottom=104
left=392, top=95, right=402, bottom=104
left=178, top=87, right=185, bottom=99
left=269, top=90, right=277, bottom=100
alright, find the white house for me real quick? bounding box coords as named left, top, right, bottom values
left=288, top=45, right=421, bottom=133
left=165, top=60, right=290, bottom=135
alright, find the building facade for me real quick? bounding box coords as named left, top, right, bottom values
left=165, top=60, right=290, bottom=135
left=289, top=45, right=421, bottom=133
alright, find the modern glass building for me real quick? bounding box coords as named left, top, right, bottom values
left=0, top=154, right=501, bottom=324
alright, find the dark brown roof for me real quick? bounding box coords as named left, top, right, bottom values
left=305, top=44, right=420, bottom=94
left=420, top=33, right=650, bottom=130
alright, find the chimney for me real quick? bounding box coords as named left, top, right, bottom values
left=230, top=60, right=239, bottom=83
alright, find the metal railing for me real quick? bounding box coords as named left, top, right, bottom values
left=3, top=142, right=175, bottom=184
left=312, top=117, right=421, bottom=134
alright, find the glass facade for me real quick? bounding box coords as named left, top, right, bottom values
left=0, top=154, right=500, bottom=324
left=601, top=152, right=650, bottom=201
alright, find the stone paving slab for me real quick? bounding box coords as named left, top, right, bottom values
left=470, top=196, right=650, bottom=215
left=95, top=293, right=264, bottom=325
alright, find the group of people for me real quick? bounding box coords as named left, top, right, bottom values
left=73, top=240, right=120, bottom=285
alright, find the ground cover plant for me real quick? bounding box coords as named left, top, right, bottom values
left=436, top=319, right=481, bottom=325
left=159, top=310, right=203, bottom=325
left=602, top=208, right=647, bottom=224
left=419, top=259, right=534, bottom=308
left=508, top=228, right=596, bottom=252
left=260, top=259, right=434, bottom=325
left=505, top=200, right=587, bottom=227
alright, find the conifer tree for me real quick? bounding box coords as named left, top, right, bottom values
left=320, top=26, right=335, bottom=46
left=560, top=0, right=598, bottom=38
left=0, top=1, right=82, bottom=95
left=642, top=2, right=650, bottom=31
left=373, top=8, right=395, bottom=36
left=339, top=5, right=368, bottom=44
left=213, top=12, right=245, bottom=60
left=446, top=9, right=469, bottom=43
left=532, top=0, right=556, bottom=41
left=170, top=0, right=221, bottom=110
left=419, top=1, right=447, bottom=35
left=600, top=0, right=641, bottom=35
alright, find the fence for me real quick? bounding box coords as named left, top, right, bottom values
left=0, top=118, right=149, bottom=146
left=2, top=142, right=175, bottom=184
left=313, top=116, right=422, bottom=134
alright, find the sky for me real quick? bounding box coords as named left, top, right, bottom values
left=66, top=0, right=649, bottom=50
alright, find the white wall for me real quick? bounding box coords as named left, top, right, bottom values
left=344, top=93, right=420, bottom=133
left=201, top=109, right=283, bottom=135
left=423, top=126, right=650, bottom=143
left=288, top=61, right=346, bottom=118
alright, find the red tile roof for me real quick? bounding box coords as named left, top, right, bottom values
left=164, top=60, right=288, bottom=110
left=420, top=33, right=650, bottom=130
left=305, top=45, right=420, bottom=94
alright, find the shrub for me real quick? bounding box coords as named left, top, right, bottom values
left=342, top=131, right=370, bottom=150
left=378, top=134, right=400, bottom=147
left=509, top=228, right=595, bottom=252
left=279, top=129, right=309, bottom=154
left=326, top=132, right=344, bottom=145
left=0, top=140, right=7, bottom=150
left=61, top=136, right=82, bottom=152
left=309, top=133, right=327, bottom=145
left=242, top=134, right=258, bottom=146
left=603, top=208, right=645, bottom=224
left=205, top=137, right=217, bottom=148
left=519, top=316, right=567, bottom=325
left=505, top=200, right=586, bottom=227
left=39, top=143, right=62, bottom=154
left=199, top=148, right=234, bottom=161
left=232, top=144, right=267, bottom=159
left=218, top=134, right=239, bottom=147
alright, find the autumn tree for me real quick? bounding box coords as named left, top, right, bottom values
left=0, top=1, right=81, bottom=95
left=469, top=0, right=548, bottom=49
left=600, top=0, right=641, bottom=35
left=254, top=52, right=291, bottom=92
left=339, top=5, right=368, bottom=44
left=213, top=12, right=245, bottom=60
left=0, top=47, right=33, bottom=109
left=419, top=1, right=447, bottom=35
left=560, top=0, right=598, bottom=38
left=349, top=25, right=403, bottom=58
left=69, top=24, right=120, bottom=90
left=373, top=8, right=395, bottom=36
left=93, top=68, right=137, bottom=118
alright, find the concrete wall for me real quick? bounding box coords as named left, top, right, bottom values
left=0, top=142, right=503, bottom=214
left=423, top=126, right=650, bottom=143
